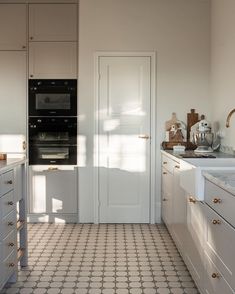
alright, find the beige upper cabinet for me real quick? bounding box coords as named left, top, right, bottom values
left=0, top=4, right=26, bottom=50
left=29, top=4, right=77, bottom=42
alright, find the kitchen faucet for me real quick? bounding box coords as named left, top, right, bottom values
left=226, top=108, right=235, bottom=127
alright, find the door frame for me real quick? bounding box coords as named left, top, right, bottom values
left=94, top=51, right=156, bottom=224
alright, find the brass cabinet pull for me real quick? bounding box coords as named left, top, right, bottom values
left=213, top=198, right=222, bottom=204
left=212, top=219, right=221, bottom=225
left=163, top=172, right=167, bottom=175
left=138, top=134, right=150, bottom=139
left=22, top=141, right=26, bottom=150
left=5, top=180, right=13, bottom=185
left=163, top=161, right=167, bottom=165
left=9, top=263, right=15, bottom=267
left=8, top=243, right=14, bottom=247
left=175, top=165, right=180, bottom=169
left=30, top=36, right=34, bottom=40
left=189, top=196, right=196, bottom=204
left=162, top=198, right=167, bottom=202
left=211, top=273, right=220, bottom=279
left=8, top=201, right=14, bottom=206
left=8, top=222, right=14, bottom=226
left=30, top=74, right=34, bottom=78
left=22, top=45, right=26, bottom=49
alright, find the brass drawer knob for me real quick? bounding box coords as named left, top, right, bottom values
left=213, top=198, right=222, bottom=204
left=8, top=201, right=14, bottom=206
left=163, top=172, right=167, bottom=175
left=9, top=263, right=15, bottom=267
left=8, top=222, right=14, bottom=226
left=5, top=180, right=13, bottom=185
left=212, top=219, right=221, bottom=225
left=8, top=243, right=14, bottom=247
left=163, top=161, right=167, bottom=165
left=189, top=196, right=196, bottom=204
left=175, top=165, right=180, bottom=169
left=211, top=273, right=220, bottom=279
left=162, top=198, right=167, bottom=202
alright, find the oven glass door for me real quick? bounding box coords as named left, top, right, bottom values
left=29, top=79, right=77, bottom=116
left=29, top=145, right=77, bottom=165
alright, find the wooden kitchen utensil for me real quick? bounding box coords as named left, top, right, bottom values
left=187, top=109, right=199, bottom=141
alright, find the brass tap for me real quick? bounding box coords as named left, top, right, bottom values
left=226, top=108, right=235, bottom=128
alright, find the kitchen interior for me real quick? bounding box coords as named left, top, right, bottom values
left=0, top=0, right=235, bottom=293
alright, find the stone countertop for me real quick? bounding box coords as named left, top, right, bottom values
left=0, top=157, right=26, bottom=173
left=203, top=171, right=235, bottom=196
left=161, top=149, right=235, bottom=160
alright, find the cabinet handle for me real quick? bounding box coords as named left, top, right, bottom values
left=163, top=161, right=167, bottom=165
left=8, top=243, right=14, bottom=247
left=211, top=273, right=220, bottom=279
left=175, top=165, right=180, bottom=169
left=22, top=45, right=26, bottom=49
left=8, top=201, right=14, bottom=206
left=189, top=196, right=196, bottom=204
left=163, top=172, right=167, bottom=175
left=213, top=198, right=222, bottom=204
left=212, top=219, right=221, bottom=225
left=162, top=198, right=167, bottom=202
left=22, top=141, right=26, bottom=150
left=30, top=36, right=34, bottom=40
left=9, top=263, right=15, bottom=267
left=5, top=180, right=13, bottom=185
left=30, top=74, right=34, bottom=78
left=8, top=222, right=14, bottom=226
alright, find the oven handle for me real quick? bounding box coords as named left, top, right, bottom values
left=43, top=167, right=61, bottom=172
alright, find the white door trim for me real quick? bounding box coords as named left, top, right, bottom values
left=94, top=51, right=156, bottom=224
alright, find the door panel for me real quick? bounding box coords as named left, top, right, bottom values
left=98, top=56, right=151, bottom=223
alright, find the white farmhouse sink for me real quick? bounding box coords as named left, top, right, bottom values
left=179, top=158, right=235, bottom=201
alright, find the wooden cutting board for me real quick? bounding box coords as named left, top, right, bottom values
left=187, top=109, right=199, bottom=141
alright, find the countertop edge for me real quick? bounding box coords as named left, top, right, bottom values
left=0, top=158, right=27, bottom=173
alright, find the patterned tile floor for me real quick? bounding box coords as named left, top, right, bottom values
left=1, top=224, right=199, bottom=294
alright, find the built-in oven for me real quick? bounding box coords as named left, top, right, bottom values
left=29, top=79, right=77, bottom=116
left=28, top=117, right=77, bottom=165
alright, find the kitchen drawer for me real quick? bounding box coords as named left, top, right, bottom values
left=205, top=180, right=235, bottom=228
left=2, top=250, right=17, bottom=286
left=0, top=191, right=15, bottom=218
left=0, top=170, right=14, bottom=196
left=204, top=253, right=234, bottom=294
left=205, top=204, right=235, bottom=289
left=162, top=154, right=179, bottom=174
left=2, top=230, right=16, bottom=262
left=0, top=210, right=16, bottom=240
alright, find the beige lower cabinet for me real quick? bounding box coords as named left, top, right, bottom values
left=161, top=151, right=235, bottom=294
left=28, top=166, right=78, bottom=223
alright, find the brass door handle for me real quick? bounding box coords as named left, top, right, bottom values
left=138, top=134, right=150, bottom=139
left=189, top=196, right=196, bottom=204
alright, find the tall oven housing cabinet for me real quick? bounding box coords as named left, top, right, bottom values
left=28, top=79, right=77, bottom=165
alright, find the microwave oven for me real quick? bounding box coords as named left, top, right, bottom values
left=28, top=79, right=77, bottom=116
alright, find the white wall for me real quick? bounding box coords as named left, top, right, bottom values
left=78, top=0, right=211, bottom=222
left=211, top=0, right=235, bottom=150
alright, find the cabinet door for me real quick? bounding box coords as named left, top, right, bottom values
left=29, top=4, right=77, bottom=41
left=0, top=4, right=26, bottom=50
left=29, top=42, right=77, bottom=79
left=0, top=52, right=26, bottom=135
left=186, top=199, right=205, bottom=293
left=30, top=169, right=77, bottom=214
left=171, top=166, right=187, bottom=251
left=161, top=167, right=173, bottom=230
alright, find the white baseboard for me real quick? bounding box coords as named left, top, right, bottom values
left=27, top=213, right=78, bottom=223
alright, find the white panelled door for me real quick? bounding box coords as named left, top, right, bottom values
left=98, top=56, right=151, bottom=223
